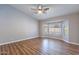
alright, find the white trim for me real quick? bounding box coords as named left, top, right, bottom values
left=0, top=36, right=39, bottom=46
left=49, top=37, right=63, bottom=40
left=0, top=36, right=79, bottom=46
left=64, top=40, right=79, bottom=45
left=41, top=36, right=79, bottom=46
left=41, top=36, right=63, bottom=40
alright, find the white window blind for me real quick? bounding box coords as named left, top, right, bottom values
left=43, top=22, right=62, bottom=35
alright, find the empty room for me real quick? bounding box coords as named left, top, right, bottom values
left=0, top=4, right=79, bottom=55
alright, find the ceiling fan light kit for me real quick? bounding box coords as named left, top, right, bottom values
left=31, top=4, right=49, bottom=14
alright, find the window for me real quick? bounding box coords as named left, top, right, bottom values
left=49, top=23, right=62, bottom=34
left=43, top=24, right=49, bottom=35
left=43, top=22, right=62, bottom=35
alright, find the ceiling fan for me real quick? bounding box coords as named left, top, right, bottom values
left=31, top=4, right=49, bottom=14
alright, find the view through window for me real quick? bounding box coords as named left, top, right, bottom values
left=43, top=22, right=62, bottom=35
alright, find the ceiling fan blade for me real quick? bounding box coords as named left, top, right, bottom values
left=44, top=8, right=49, bottom=11
left=31, top=5, right=49, bottom=14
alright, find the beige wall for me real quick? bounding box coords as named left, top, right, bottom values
left=0, top=5, right=39, bottom=44
left=39, top=13, right=79, bottom=45
left=68, top=14, right=79, bottom=44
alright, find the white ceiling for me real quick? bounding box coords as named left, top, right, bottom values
left=10, top=4, right=79, bottom=20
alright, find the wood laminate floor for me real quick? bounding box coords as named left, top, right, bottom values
left=0, top=37, right=79, bottom=55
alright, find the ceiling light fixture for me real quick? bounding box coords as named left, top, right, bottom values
left=31, top=4, right=49, bottom=14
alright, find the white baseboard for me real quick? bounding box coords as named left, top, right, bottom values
left=0, top=36, right=79, bottom=46
left=41, top=36, right=79, bottom=46
left=64, top=40, right=79, bottom=45
left=41, top=36, right=63, bottom=40
left=0, top=36, right=39, bottom=46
